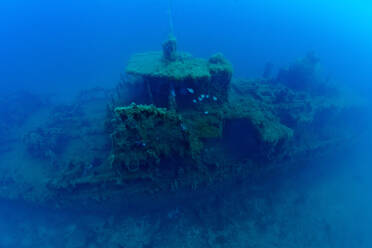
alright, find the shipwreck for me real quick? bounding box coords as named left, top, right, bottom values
left=0, top=37, right=367, bottom=211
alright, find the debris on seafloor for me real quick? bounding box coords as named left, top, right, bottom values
left=0, top=91, right=49, bottom=154
left=0, top=36, right=367, bottom=210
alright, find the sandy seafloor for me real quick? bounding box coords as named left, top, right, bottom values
left=0, top=141, right=371, bottom=248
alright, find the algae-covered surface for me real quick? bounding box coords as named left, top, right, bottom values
left=126, top=51, right=212, bottom=81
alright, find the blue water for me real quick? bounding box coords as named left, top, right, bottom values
left=0, top=0, right=372, bottom=247
left=1, top=1, right=371, bottom=95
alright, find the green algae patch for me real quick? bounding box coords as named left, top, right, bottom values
left=110, top=103, right=202, bottom=178
left=125, top=48, right=233, bottom=109
left=126, top=52, right=211, bottom=82
left=226, top=96, right=294, bottom=147
left=182, top=110, right=224, bottom=139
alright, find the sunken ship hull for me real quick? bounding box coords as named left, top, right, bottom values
left=0, top=39, right=367, bottom=211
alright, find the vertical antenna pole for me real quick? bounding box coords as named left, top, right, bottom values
left=163, top=0, right=177, bottom=61
left=168, top=0, right=174, bottom=36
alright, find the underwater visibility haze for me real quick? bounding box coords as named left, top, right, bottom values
left=0, top=0, right=372, bottom=247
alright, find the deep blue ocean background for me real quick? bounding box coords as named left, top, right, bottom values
left=1, top=0, right=372, bottom=97
left=0, top=0, right=372, bottom=247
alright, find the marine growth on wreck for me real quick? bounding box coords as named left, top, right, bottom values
left=0, top=36, right=366, bottom=209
